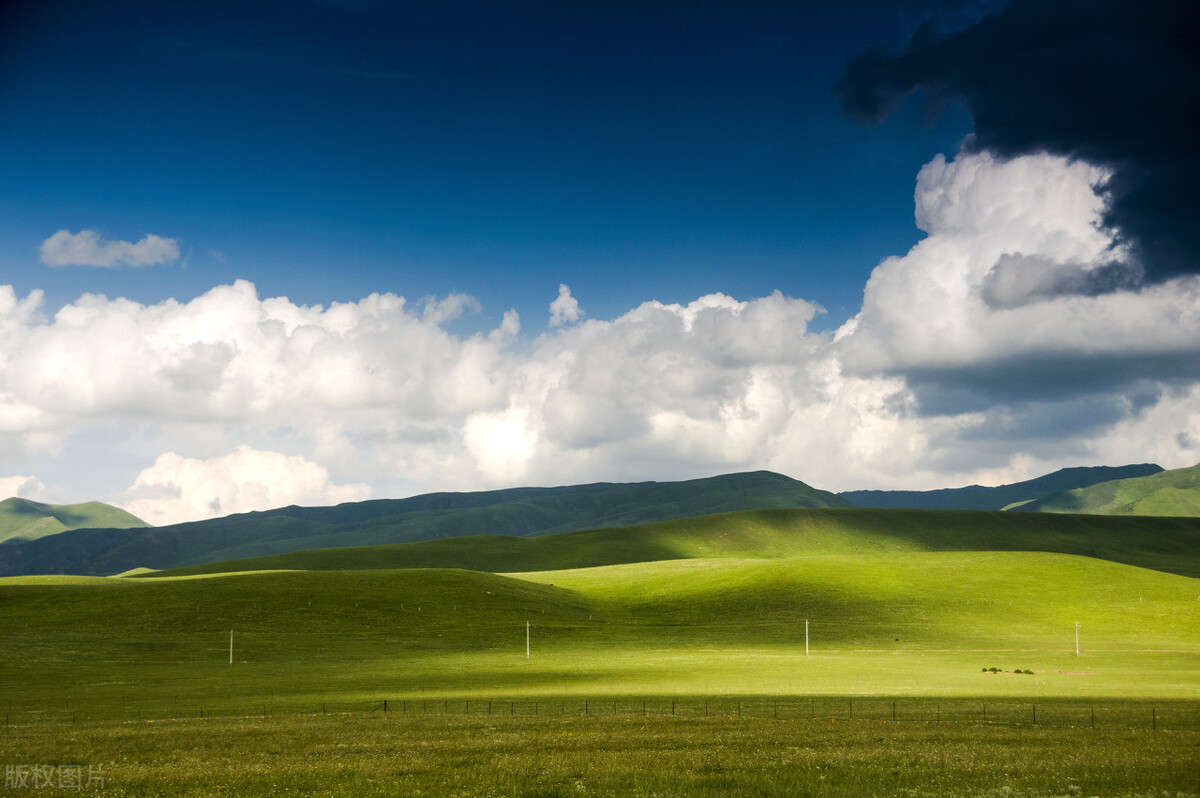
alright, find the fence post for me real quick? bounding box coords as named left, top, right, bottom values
left=671, top=701, right=675, bottom=716
left=1152, top=707, right=1156, bottom=731
left=1032, top=704, right=1036, bottom=725
left=384, top=700, right=388, bottom=714
left=849, top=699, right=852, bottom=720
left=892, top=701, right=896, bottom=721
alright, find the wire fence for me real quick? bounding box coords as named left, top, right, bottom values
left=5, top=696, right=1199, bottom=733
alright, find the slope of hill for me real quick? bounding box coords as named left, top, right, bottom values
left=146, top=506, right=1200, bottom=580
left=839, top=464, right=1162, bottom=510
left=0, top=471, right=849, bottom=576
left=3, top=551, right=1196, bottom=717
left=1017, top=463, right=1200, bottom=516
left=0, top=498, right=148, bottom=544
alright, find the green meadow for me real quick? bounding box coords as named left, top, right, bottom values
left=2, top=509, right=1198, bottom=794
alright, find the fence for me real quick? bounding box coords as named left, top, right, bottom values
left=6, top=696, right=1197, bottom=733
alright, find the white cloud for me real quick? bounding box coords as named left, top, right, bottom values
left=40, top=229, right=180, bottom=268
left=836, top=151, right=1200, bottom=394
left=0, top=475, right=45, bottom=500
left=118, top=445, right=371, bottom=526
left=549, top=284, right=583, bottom=327
left=7, top=149, right=1200, bottom=508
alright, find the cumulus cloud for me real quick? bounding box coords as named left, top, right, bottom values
left=549, top=284, right=583, bottom=327
left=40, top=229, right=180, bottom=268
left=118, top=446, right=371, bottom=526
left=835, top=151, right=1200, bottom=411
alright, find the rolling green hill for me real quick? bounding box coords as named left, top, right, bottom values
left=3, top=550, right=1197, bottom=721
left=0, top=471, right=848, bottom=576
left=1017, top=462, right=1200, bottom=516
left=839, top=464, right=1163, bottom=510
left=0, top=497, right=148, bottom=544
left=146, top=506, right=1200, bottom=579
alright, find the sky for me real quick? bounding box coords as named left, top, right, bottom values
left=1, top=0, right=1198, bottom=525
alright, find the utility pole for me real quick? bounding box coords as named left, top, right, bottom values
left=1073, top=621, right=1080, bottom=657
left=805, top=619, right=809, bottom=657
left=526, top=621, right=530, bottom=659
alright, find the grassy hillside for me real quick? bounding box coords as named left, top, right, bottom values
left=1019, top=462, right=1200, bottom=516
left=840, top=464, right=1162, bottom=510
left=2, top=551, right=1197, bottom=728
left=146, top=506, right=1200, bottom=579
left=0, top=471, right=849, bottom=576
left=0, top=497, right=148, bottom=544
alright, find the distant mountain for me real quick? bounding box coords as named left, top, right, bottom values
left=0, top=470, right=850, bottom=576
left=0, top=498, right=148, bottom=545
left=1015, top=463, right=1200, bottom=516
left=839, top=464, right=1163, bottom=511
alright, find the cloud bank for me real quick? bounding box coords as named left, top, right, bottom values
left=3, top=150, right=1200, bottom=525
left=40, top=229, right=180, bottom=268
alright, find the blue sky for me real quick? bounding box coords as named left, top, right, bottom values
left=2, top=0, right=1198, bottom=524
left=1, top=0, right=976, bottom=327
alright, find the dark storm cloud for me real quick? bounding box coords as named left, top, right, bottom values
left=837, top=0, right=1200, bottom=281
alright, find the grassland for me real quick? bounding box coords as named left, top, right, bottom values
left=3, top=551, right=1197, bottom=721
left=5, top=711, right=1199, bottom=797
left=3, top=511, right=1198, bottom=795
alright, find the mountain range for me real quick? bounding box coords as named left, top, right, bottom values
left=3, top=461, right=1198, bottom=578
left=838, top=464, right=1163, bottom=510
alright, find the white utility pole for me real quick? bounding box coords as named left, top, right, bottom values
left=1073, top=621, right=1080, bottom=657
left=805, top=618, right=809, bottom=657
left=229, top=629, right=234, bottom=666
left=526, top=621, right=530, bottom=659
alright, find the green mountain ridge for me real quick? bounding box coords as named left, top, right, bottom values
left=839, top=464, right=1164, bottom=510
left=0, top=471, right=848, bottom=577
left=0, top=497, right=148, bottom=545
left=1017, top=462, right=1200, bottom=516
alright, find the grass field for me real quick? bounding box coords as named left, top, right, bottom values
left=3, top=711, right=1199, bottom=797
left=3, top=513, right=1199, bottom=795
